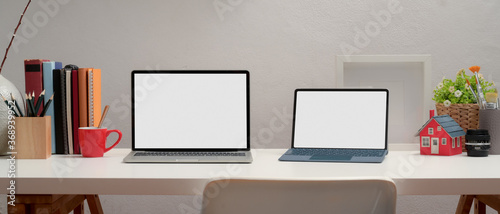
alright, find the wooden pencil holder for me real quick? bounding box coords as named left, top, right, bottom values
left=14, top=116, right=51, bottom=159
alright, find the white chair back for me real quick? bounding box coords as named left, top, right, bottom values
left=201, top=178, right=397, bottom=214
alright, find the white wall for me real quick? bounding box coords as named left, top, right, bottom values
left=1, top=0, right=499, bottom=213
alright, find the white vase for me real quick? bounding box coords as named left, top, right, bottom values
left=0, top=74, right=25, bottom=155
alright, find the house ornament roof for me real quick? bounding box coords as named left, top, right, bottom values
left=414, top=115, right=466, bottom=138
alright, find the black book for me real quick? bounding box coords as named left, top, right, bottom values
left=53, top=68, right=68, bottom=154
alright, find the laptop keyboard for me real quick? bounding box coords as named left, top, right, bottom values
left=134, top=151, right=246, bottom=157
left=291, top=148, right=385, bottom=157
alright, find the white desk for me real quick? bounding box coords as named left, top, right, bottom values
left=2, top=149, right=500, bottom=195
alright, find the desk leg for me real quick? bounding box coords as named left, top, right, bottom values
left=86, top=195, right=104, bottom=214
left=32, top=204, right=53, bottom=214
left=456, top=195, right=475, bottom=214
left=7, top=194, right=100, bottom=214
left=74, top=202, right=84, bottom=214
left=475, top=195, right=500, bottom=212
left=57, top=195, right=86, bottom=213
left=475, top=198, right=486, bottom=214
left=7, top=203, right=26, bottom=214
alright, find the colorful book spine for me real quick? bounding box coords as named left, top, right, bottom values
left=53, top=68, right=68, bottom=154
left=71, top=69, right=81, bottom=154
left=78, top=68, right=89, bottom=127
left=42, top=61, right=62, bottom=153
left=88, top=69, right=102, bottom=127
left=24, top=59, right=49, bottom=115
left=65, top=68, right=73, bottom=154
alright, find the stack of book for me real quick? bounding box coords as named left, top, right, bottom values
left=24, top=59, right=102, bottom=154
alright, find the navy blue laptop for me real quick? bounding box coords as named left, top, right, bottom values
left=279, top=89, right=389, bottom=163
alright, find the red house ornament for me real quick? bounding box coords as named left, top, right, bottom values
left=415, top=110, right=466, bottom=156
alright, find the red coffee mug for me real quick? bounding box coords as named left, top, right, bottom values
left=79, top=127, right=122, bottom=157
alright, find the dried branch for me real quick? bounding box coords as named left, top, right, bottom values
left=0, top=0, right=32, bottom=74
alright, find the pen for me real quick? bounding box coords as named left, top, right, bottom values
left=10, top=93, right=23, bottom=117
left=34, top=89, right=45, bottom=115
left=1, top=94, right=18, bottom=117
left=40, top=94, right=53, bottom=117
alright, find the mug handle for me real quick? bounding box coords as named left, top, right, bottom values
left=104, top=129, right=122, bottom=153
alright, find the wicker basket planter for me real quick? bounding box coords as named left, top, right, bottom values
left=435, top=103, right=479, bottom=151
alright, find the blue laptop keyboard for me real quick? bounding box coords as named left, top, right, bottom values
left=134, top=151, right=246, bottom=157
left=290, top=148, right=385, bottom=157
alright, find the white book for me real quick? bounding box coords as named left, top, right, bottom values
left=65, top=69, right=73, bottom=154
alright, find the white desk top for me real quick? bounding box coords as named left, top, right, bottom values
left=2, top=149, right=500, bottom=195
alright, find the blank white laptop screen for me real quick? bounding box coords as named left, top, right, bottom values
left=133, top=72, right=248, bottom=149
left=293, top=90, right=388, bottom=149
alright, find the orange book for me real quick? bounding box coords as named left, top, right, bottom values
left=88, top=68, right=101, bottom=127
left=78, top=68, right=89, bottom=127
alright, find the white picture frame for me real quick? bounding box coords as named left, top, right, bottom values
left=336, top=55, right=432, bottom=144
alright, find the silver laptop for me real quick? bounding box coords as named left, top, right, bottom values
left=279, top=89, right=389, bottom=163
left=123, top=70, right=252, bottom=163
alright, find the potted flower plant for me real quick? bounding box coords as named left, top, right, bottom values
left=432, top=67, right=495, bottom=150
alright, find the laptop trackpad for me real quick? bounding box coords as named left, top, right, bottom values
left=310, top=155, right=352, bottom=161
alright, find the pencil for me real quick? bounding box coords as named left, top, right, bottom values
left=27, top=93, right=35, bottom=117
left=40, top=94, right=53, bottom=117
left=10, top=93, right=23, bottom=117
left=31, top=91, right=36, bottom=115
left=26, top=94, right=31, bottom=117
left=1, top=94, right=10, bottom=107
left=34, top=89, right=45, bottom=115
left=25, top=94, right=30, bottom=116
left=98, top=105, right=110, bottom=128
left=31, top=92, right=37, bottom=116
left=1, top=94, right=18, bottom=117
